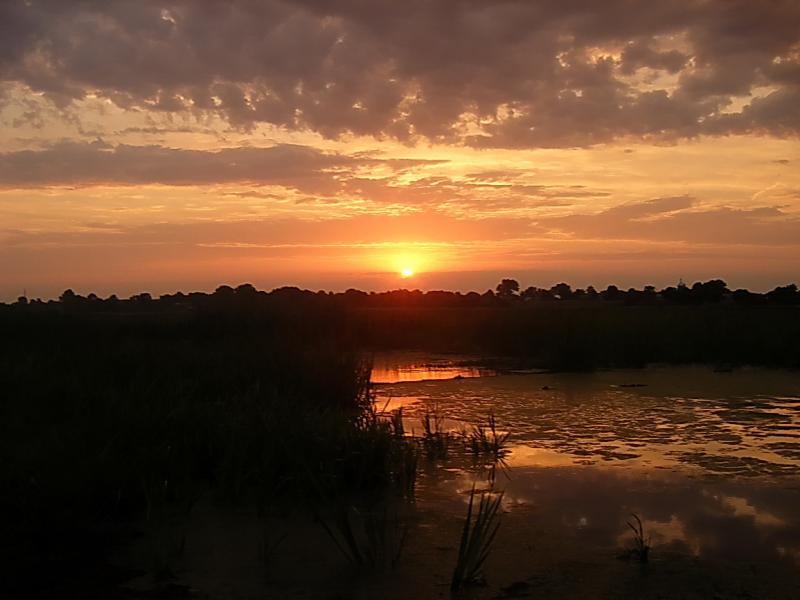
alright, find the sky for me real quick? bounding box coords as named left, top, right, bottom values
left=1, top=1, right=799, bottom=300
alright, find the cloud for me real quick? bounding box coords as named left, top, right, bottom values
left=1, top=1, right=798, bottom=148
left=0, top=140, right=441, bottom=194
left=542, top=197, right=800, bottom=245
left=0, top=141, right=610, bottom=217
left=1, top=211, right=542, bottom=252
left=620, top=40, right=688, bottom=75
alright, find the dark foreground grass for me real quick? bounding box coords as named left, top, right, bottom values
left=0, top=309, right=412, bottom=597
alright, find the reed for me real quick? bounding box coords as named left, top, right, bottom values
left=468, top=412, right=510, bottom=460
left=318, top=501, right=408, bottom=571
left=450, top=485, right=504, bottom=592
left=421, top=405, right=449, bottom=460
left=626, top=513, right=651, bottom=563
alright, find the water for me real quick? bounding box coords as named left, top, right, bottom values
left=120, top=354, right=800, bottom=598
left=374, top=357, right=800, bottom=477
left=371, top=353, right=495, bottom=384
left=372, top=353, right=800, bottom=589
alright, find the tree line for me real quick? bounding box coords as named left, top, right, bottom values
left=4, top=278, right=800, bottom=312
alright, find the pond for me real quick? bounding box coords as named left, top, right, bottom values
left=367, top=353, right=800, bottom=598
left=121, top=354, right=800, bottom=599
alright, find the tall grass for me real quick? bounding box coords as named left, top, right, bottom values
left=626, top=513, right=651, bottom=563
left=421, top=405, right=449, bottom=460
left=450, top=485, right=504, bottom=592
left=317, top=501, right=409, bottom=571
left=389, top=407, right=405, bottom=437
left=468, top=412, right=510, bottom=460
left=0, top=309, right=415, bottom=596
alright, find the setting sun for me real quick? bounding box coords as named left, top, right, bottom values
left=400, top=267, right=415, bottom=278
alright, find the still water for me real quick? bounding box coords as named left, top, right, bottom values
left=372, top=353, right=800, bottom=594
left=374, top=354, right=800, bottom=477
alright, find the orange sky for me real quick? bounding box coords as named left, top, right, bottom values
left=1, top=2, right=799, bottom=300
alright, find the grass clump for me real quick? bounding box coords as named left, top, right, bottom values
left=468, top=412, right=510, bottom=460
left=317, top=500, right=409, bottom=571
left=421, top=405, right=449, bottom=460
left=626, top=513, right=651, bottom=563
left=450, top=485, right=504, bottom=592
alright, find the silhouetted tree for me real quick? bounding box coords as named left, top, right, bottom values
left=235, top=283, right=257, bottom=296
left=214, top=285, right=235, bottom=297
left=732, top=288, right=759, bottom=305
left=691, top=279, right=729, bottom=303
left=767, top=284, right=800, bottom=305
left=550, top=282, right=572, bottom=300
left=600, top=285, right=622, bottom=301
left=496, top=278, right=520, bottom=298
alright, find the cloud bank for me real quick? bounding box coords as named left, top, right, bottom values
left=2, top=0, right=799, bottom=147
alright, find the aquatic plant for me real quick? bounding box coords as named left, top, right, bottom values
left=390, top=407, right=405, bottom=437
left=318, top=501, right=408, bottom=571
left=392, top=439, right=419, bottom=498
left=450, top=485, right=504, bottom=592
left=626, top=513, right=651, bottom=563
left=468, top=412, right=510, bottom=460
left=421, top=405, right=449, bottom=459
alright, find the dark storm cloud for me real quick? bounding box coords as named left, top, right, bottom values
left=619, top=41, right=688, bottom=75
left=2, top=0, right=799, bottom=147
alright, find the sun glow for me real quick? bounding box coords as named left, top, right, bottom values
left=400, top=267, right=415, bottom=278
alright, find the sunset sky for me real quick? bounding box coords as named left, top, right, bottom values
left=1, top=1, right=799, bottom=300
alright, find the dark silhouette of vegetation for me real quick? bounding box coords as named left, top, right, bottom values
left=421, top=405, right=449, bottom=460
left=451, top=485, right=504, bottom=592
left=4, top=279, right=799, bottom=373
left=1, top=278, right=798, bottom=595
left=0, top=303, right=405, bottom=597
left=625, top=513, right=652, bottom=563
left=496, top=278, right=520, bottom=298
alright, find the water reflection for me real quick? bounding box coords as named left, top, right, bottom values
left=374, top=362, right=800, bottom=477
left=425, top=463, right=800, bottom=566
left=373, top=356, right=800, bottom=594
left=370, top=352, right=495, bottom=384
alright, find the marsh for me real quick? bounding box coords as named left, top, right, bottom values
left=368, top=354, right=800, bottom=598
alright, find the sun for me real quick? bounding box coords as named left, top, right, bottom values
left=391, top=252, right=423, bottom=279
